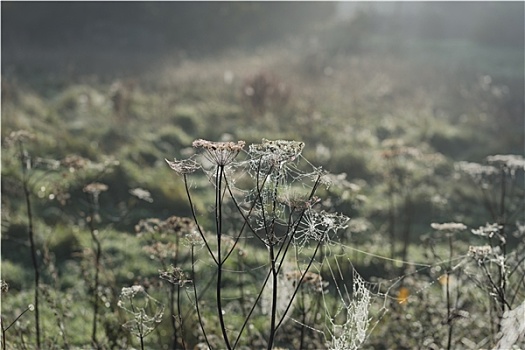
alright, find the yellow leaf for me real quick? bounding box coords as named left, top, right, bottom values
left=397, top=287, right=410, bottom=304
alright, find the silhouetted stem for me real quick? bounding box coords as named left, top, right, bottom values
left=18, top=141, right=41, bottom=349
left=182, top=174, right=217, bottom=264
left=86, top=192, right=102, bottom=348
left=215, top=165, right=231, bottom=350
left=446, top=235, right=453, bottom=350
left=191, top=245, right=212, bottom=349
left=2, top=305, right=34, bottom=350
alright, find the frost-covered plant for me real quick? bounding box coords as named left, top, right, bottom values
left=118, top=285, right=165, bottom=350
left=452, top=154, right=525, bottom=346
left=136, top=215, right=197, bottom=349
left=431, top=221, right=467, bottom=349
left=164, top=138, right=356, bottom=350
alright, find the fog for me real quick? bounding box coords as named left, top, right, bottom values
left=2, top=2, right=523, bottom=77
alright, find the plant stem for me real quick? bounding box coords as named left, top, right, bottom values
left=87, top=193, right=102, bottom=348
left=191, top=245, right=212, bottom=349
left=446, top=234, right=453, bottom=350
left=18, top=141, right=41, bottom=349
left=215, top=165, right=231, bottom=350
left=267, top=244, right=278, bottom=350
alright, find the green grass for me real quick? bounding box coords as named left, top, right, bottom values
left=1, top=34, right=524, bottom=349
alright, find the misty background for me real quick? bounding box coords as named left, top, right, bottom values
left=3, top=2, right=523, bottom=76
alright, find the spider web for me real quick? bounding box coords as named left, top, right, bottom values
left=275, top=239, right=472, bottom=349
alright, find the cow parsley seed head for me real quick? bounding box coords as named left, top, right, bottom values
left=468, top=245, right=492, bottom=259
left=431, top=222, right=467, bottom=233
left=471, top=223, right=502, bottom=237
left=83, top=182, right=109, bottom=195
left=0, top=280, right=8, bottom=294
left=129, top=188, right=153, bottom=203
left=4, top=130, right=36, bottom=147
left=486, top=154, right=525, bottom=175
left=192, top=139, right=245, bottom=166
left=159, top=265, right=192, bottom=286
left=61, top=154, right=90, bottom=171
left=249, top=139, right=305, bottom=171
left=455, top=161, right=498, bottom=181
left=120, top=285, right=145, bottom=298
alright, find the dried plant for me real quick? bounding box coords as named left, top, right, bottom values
left=161, top=138, right=360, bottom=350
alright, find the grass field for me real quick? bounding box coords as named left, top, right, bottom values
left=2, top=18, right=524, bottom=350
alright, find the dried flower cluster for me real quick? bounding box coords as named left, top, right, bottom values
left=118, top=284, right=165, bottom=339
left=1, top=279, right=8, bottom=294
left=431, top=222, right=467, bottom=233
left=471, top=223, right=503, bottom=238
left=4, top=130, right=36, bottom=147
left=143, top=241, right=178, bottom=260
left=129, top=188, right=153, bottom=203
left=159, top=265, right=192, bottom=287
left=249, top=138, right=304, bottom=171
left=192, top=139, right=245, bottom=166
left=486, top=154, right=525, bottom=174
left=468, top=245, right=492, bottom=259
left=83, top=182, right=109, bottom=195
left=455, top=161, right=498, bottom=181
left=120, top=285, right=145, bottom=298
left=61, top=154, right=90, bottom=172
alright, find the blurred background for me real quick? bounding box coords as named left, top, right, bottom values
left=3, top=2, right=523, bottom=76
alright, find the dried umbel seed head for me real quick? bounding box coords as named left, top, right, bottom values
left=4, top=130, right=36, bottom=147
left=129, top=187, right=153, bottom=203
left=160, top=216, right=196, bottom=236
left=486, top=154, right=525, bottom=172
left=120, top=285, right=145, bottom=298
left=471, top=223, right=502, bottom=238
left=455, top=161, right=498, bottom=179
left=468, top=245, right=492, bottom=259
left=192, top=139, right=246, bottom=166
left=249, top=139, right=305, bottom=168
left=0, top=280, right=8, bottom=294
left=431, top=222, right=467, bottom=233
left=83, top=182, right=109, bottom=195
left=61, top=154, right=90, bottom=171
left=159, top=265, right=192, bottom=286
left=135, top=218, right=162, bottom=235
left=143, top=241, right=178, bottom=260
left=184, top=230, right=204, bottom=247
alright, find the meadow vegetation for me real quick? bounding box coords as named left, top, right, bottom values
left=1, top=3, right=524, bottom=349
